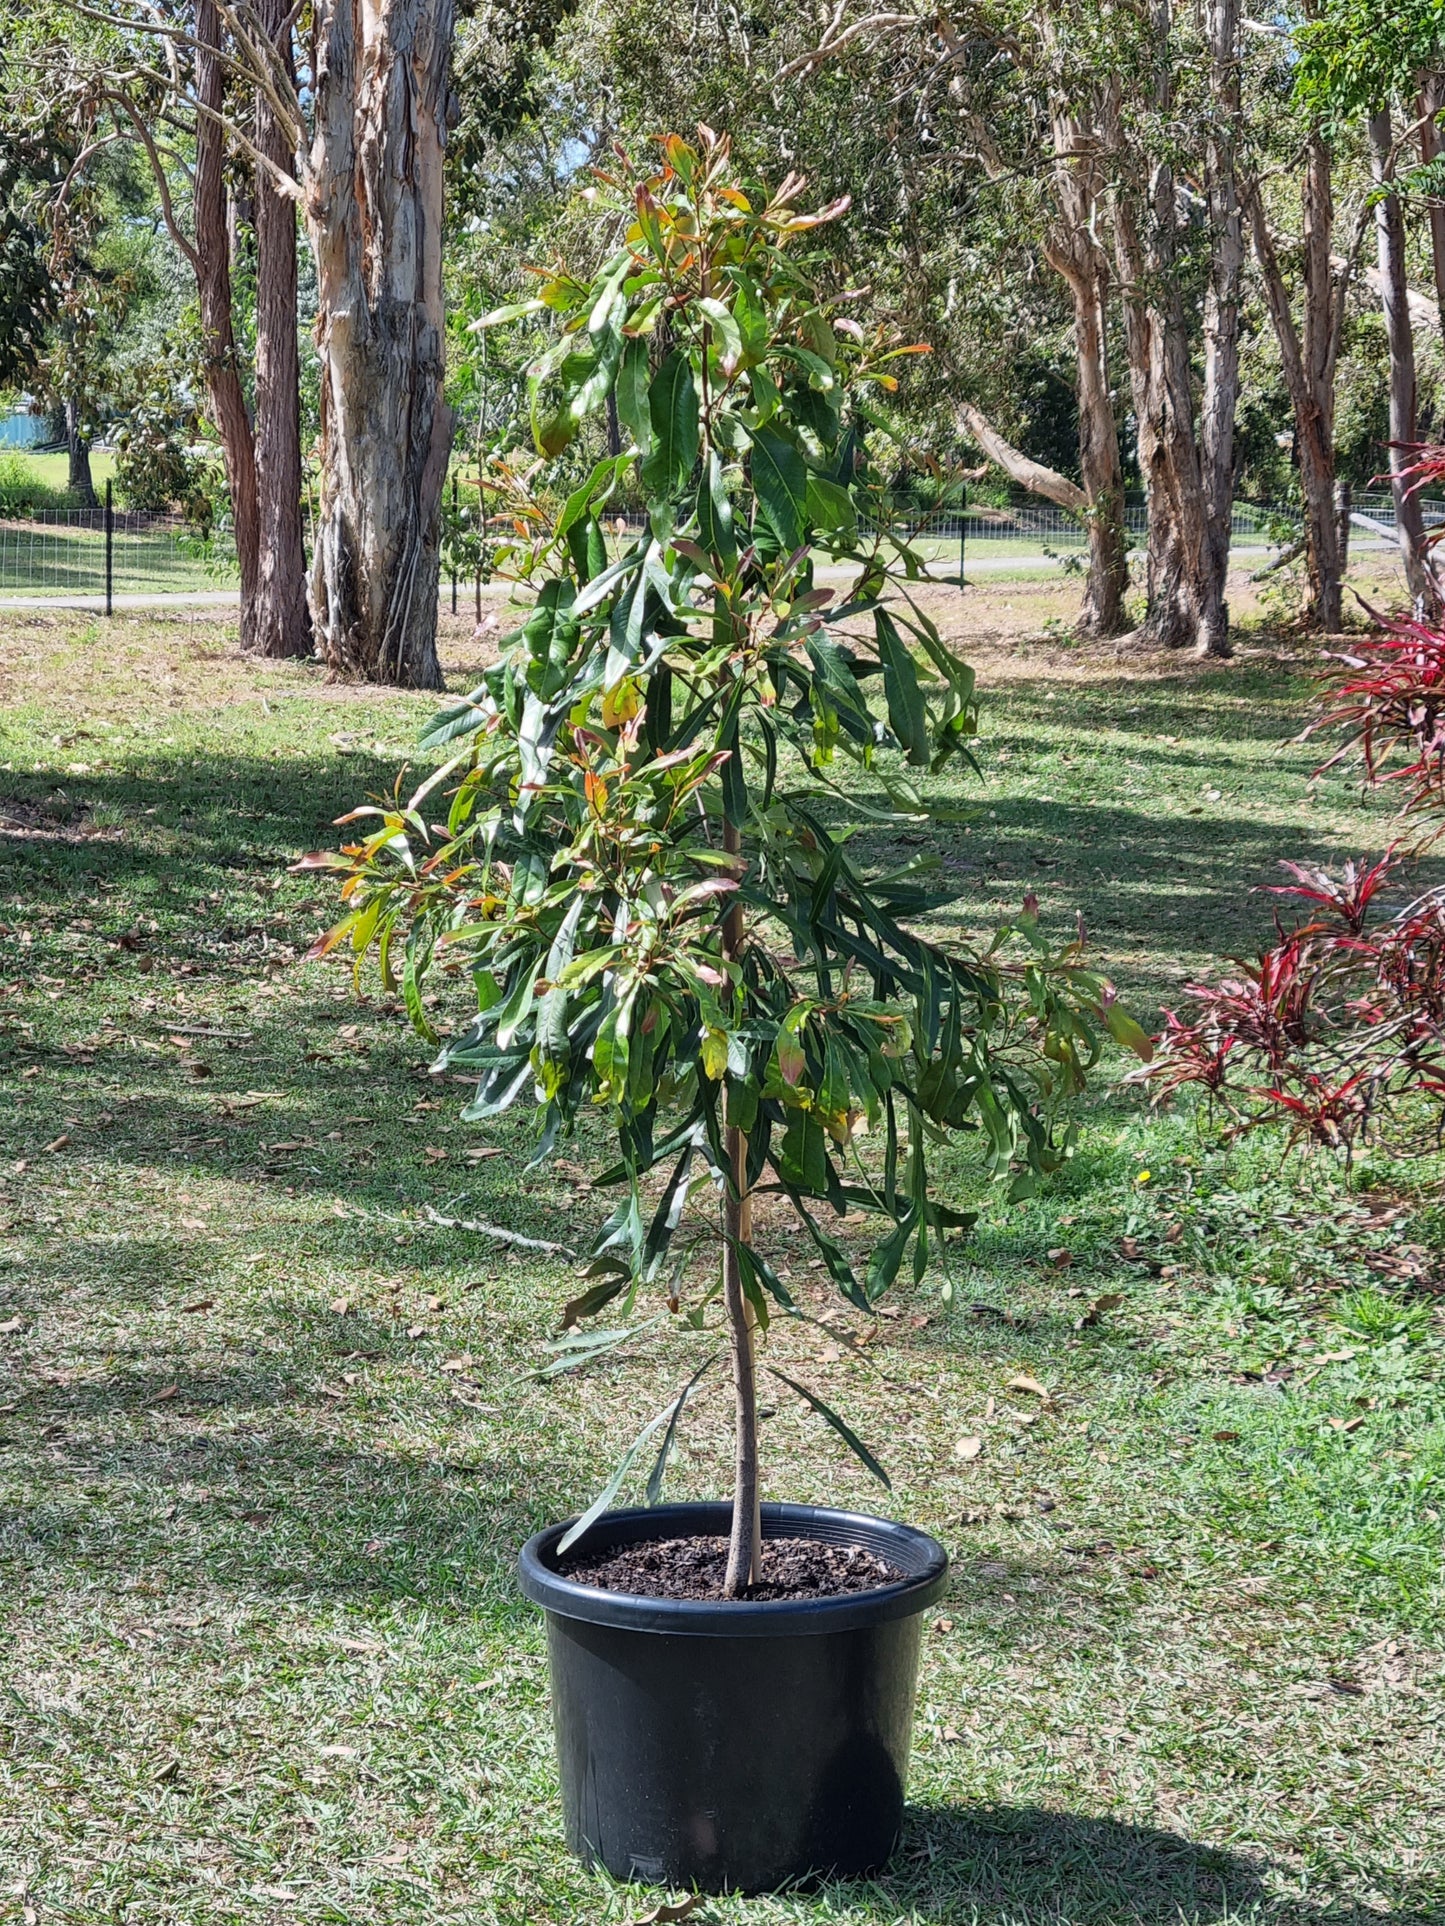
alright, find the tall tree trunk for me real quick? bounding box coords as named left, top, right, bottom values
left=1247, top=136, right=1344, bottom=632
left=1112, top=1, right=1213, bottom=653
left=1042, top=104, right=1129, bottom=638
left=1419, top=76, right=1445, bottom=331
left=305, top=0, right=454, bottom=690
left=1197, top=0, right=1243, bottom=658
left=252, top=0, right=312, bottom=659
left=1369, top=106, right=1434, bottom=609
left=195, top=0, right=260, bottom=650
left=64, top=397, right=96, bottom=507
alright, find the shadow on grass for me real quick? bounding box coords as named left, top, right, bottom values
left=869, top=1802, right=1432, bottom=1926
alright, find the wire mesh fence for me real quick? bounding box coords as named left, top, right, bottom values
left=0, top=502, right=237, bottom=601
left=1, top=485, right=1435, bottom=605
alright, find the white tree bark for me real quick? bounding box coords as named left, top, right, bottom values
left=1369, top=106, right=1435, bottom=611
left=306, top=0, right=454, bottom=689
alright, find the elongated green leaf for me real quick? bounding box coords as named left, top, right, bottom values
left=699, top=295, right=744, bottom=373
left=751, top=426, right=808, bottom=552
left=641, top=352, right=699, bottom=497
left=558, top=1379, right=692, bottom=1553
left=645, top=1353, right=718, bottom=1505
left=616, top=336, right=652, bottom=455
left=766, top=1367, right=891, bottom=1489
left=697, top=450, right=737, bottom=568
left=874, top=609, right=929, bottom=766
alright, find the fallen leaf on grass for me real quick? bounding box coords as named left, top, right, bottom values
left=317, top=1743, right=359, bottom=1757
left=953, top=1436, right=983, bottom=1461
left=464, top=1146, right=503, bottom=1162
left=1046, top=1247, right=1073, bottom=1268
left=1079, top=1293, right=1123, bottom=1328
left=180, top=1299, right=214, bottom=1315
left=423, top=1146, right=448, bottom=1163
left=933, top=1616, right=954, bottom=1632
left=179, top=1216, right=207, bottom=1232
left=1212, top=1429, right=1240, bottom=1443
left=150, top=1385, right=179, bottom=1404
left=0, top=1316, right=23, bottom=1335
left=405, top=1324, right=426, bottom=1340
left=153, top=1757, right=181, bottom=1785
left=941, top=1726, right=963, bottom=1745
left=43, top=1134, right=69, bottom=1153
left=1008, top=1374, right=1051, bottom=1402
left=1327, top=1415, right=1365, bottom=1433
left=333, top=1637, right=382, bottom=1655
left=330, top=1297, right=352, bottom=1315
left=627, top=1897, right=703, bottom=1925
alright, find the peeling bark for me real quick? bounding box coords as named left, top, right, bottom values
left=252, top=0, right=312, bottom=660
left=195, top=0, right=260, bottom=651
left=1247, top=134, right=1346, bottom=633
left=1197, top=0, right=1243, bottom=658
left=306, top=0, right=454, bottom=690
left=1369, top=106, right=1435, bottom=610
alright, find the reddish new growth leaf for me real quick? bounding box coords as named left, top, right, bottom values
left=1144, top=522, right=1445, bottom=1153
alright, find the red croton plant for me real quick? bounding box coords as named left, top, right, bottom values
left=1145, top=450, right=1445, bottom=1151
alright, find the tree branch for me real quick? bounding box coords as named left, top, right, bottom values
left=956, top=401, right=1088, bottom=513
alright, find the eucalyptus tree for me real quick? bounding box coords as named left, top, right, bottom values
left=1296, top=0, right=1445, bottom=611
left=6, top=1, right=312, bottom=656
left=309, top=135, right=1137, bottom=1591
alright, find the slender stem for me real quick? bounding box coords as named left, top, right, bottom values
left=721, top=814, right=760, bottom=1596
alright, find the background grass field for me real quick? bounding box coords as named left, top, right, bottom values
left=1, top=577, right=1441, bottom=1925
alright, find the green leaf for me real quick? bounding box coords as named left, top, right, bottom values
left=645, top=1353, right=719, bottom=1505
left=641, top=352, right=699, bottom=498
left=766, top=1367, right=891, bottom=1489
left=874, top=609, right=929, bottom=766
left=751, top=426, right=808, bottom=552
left=1104, top=1002, right=1155, bottom=1062
left=699, top=295, right=744, bottom=373
left=616, top=336, right=652, bottom=455
left=806, top=473, right=857, bottom=535
left=697, top=450, right=737, bottom=569
left=558, top=1374, right=697, bottom=1554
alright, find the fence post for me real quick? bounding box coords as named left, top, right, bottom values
left=1334, top=479, right=1351, bottom=580
left=958, top=484, right=967, bottom=590
left=103, top=479, right=114, bottom=616
left=450, top=473, right=458, bottom=615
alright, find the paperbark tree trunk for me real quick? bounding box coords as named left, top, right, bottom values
left=195, top=0, right=260, bottom=651
left=1247, top=135, right=1344, bottom=632
left=1369, top=106, right=1435, bottom=610
left=252, top=0, right=312, bottom=660
left=305, top=0, right=454, bottom=690
left=193, top=0, right=262, bottom=650
left=1197, top=0, right=1243, bottom=658
left=1112, top=1, right=1214, bottom=653
left=1419, top=77, right=1445, bottom=330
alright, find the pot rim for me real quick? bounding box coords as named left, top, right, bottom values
left=517, top=1499, right=949, bottom=1637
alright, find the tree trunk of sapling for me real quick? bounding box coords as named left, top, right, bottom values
left=720, top=814, right=761, bottom=1597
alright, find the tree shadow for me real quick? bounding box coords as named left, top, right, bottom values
left=848, top=1803, right=1436, bottom=1926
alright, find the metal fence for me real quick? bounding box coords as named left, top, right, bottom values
left=0, top=484, right=1433, bottom=606
left=0, top=492, right=237, bottom=605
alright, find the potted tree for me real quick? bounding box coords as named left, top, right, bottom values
left=308, top=131, right=1142, bottom=1893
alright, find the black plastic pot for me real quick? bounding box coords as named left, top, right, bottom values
left=517, top=1499, right=948, bottom=1894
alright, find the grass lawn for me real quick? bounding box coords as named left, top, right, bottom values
left=1, top=579, right=1441, bottom=1925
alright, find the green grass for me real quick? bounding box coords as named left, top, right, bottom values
left=6, top=447, right=119, bottom=494
left=1, top=600, right=1442, bottom=1925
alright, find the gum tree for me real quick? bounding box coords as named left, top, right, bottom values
left=309, top=133, right=1141, bottom=1593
